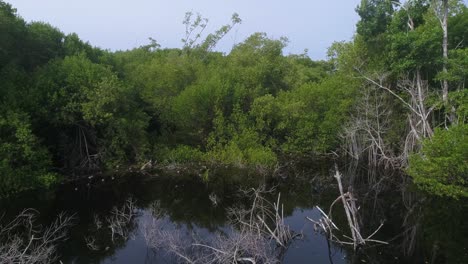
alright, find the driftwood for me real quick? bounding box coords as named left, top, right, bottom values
left=308, top=168, right=387, bottom=250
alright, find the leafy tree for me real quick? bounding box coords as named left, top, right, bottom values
left=2, top=0, right=464, bottom=197
left=24, top=22, right=64, bottom=69
left=31, top=54, right=149, bottom=169
left=0, top=111, right=57, bottom=196
left=408, top=124, right=468, bottom=198
left=356, top=0, right=396, bottom=51
left=63, top=33, right=104, bottom=62
left=385, top=4, right=441, bottom=74
left=0, top=1, right=27, bottom=69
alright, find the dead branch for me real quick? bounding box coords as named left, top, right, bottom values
left=344, top=70, right=434, bottom=169
left=308, top=168, right=388, bottom=250
left=84, top=236, right=100, bottom=251
left=82, top=198, right=139, bottom=252
left=142, top=187, right=292, bottom=264
left=108, top=198, right=138, bottom=242
left=0, top=209, right=75, bottom=264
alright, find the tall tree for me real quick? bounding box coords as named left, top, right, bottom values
left=433, top=0, right=450, bottom=121
left=356, top=0, right=396, bottom=43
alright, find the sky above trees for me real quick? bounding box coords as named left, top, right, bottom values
left=7, top=0, right=361, bottom=59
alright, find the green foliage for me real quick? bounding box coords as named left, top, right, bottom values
left=160, top=145, right=205, bottom=164
left=449, top=89, right=468, bottom=123
left=244, top=146, right=278, bottom=167
left=443, top=48, right=468, bottom=84
left=386, top=11, right=442, bottom=74
left=448, top=5, right=468, bottom=48
left=250, top=74, right=359, bottom=154
left=206, top=142, right=277, bottom=168
left=63, top=33, right=103, bottom=62
left=205, top=108, right=278, bottom=167
left=352, top=0, right=468, bottom=171
left=7, top=0, right=465, bottom=196
left=82, top=74, right=150, bottom=166
left=327, top=38, right=371, bottom=73
left=28, top=54, right=150, bottom=168
left=0, top=111, right=57, bottom=196
left=0, top=1, right=27, bottom=68
left=24, top=22, right=64, bottom=68
left=356, top=0, right=396, bottom=49
left=35, top=54, right=112, bottom=124
left=408, top=124, right=468, bottom=198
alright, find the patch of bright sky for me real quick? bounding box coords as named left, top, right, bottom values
left=7, top=0, right=466, bottom=60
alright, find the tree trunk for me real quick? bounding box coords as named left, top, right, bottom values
left=441, top=0, right=450, bottom=122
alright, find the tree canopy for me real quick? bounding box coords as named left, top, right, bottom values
left=0, top=0, right=467, bottom=199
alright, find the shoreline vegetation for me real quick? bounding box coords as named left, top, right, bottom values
left=1, top=0, right=467, bottom=198
left=0, top=0, right=467, bottom=262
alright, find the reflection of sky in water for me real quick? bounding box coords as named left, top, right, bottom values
left=97, top=205, right=347, bottom=264
left=6, top=164, right=462, bottom=264
left=0, top=170, right=352, bottom=264
left=283, top=208, right=346, bottom=264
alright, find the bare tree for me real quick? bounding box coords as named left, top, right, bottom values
left=342, top=84, right=401, bottom=170
left=345, top=1, right=442, bottom=168
left=0, top=209, right=75, bottom=264
left=346, top=69, right=435, bottom=168
left=441, top=0, right=449, bottom=107
left=432, top=0, right=450, bottom=105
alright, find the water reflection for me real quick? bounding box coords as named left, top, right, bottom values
left=0, top=162, right=467, bottom=263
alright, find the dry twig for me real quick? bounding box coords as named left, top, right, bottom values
left=0, top=209, right=75, bottom=263
left=308, top=168, right=388, bottom=250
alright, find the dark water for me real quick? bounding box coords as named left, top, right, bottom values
left=1, top=162, right=467, bottom=263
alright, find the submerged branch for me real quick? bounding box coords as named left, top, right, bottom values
left=308, top=167, right=388, bottom=250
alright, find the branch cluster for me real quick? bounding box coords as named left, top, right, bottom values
left=308, top=169, right=387, bottom=250
left=143, top=187, right=294, bottom=264
left=0, top=209, right=75, bottom=263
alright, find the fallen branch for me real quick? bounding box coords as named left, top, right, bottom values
left=308, top=167, right=388, bottom=250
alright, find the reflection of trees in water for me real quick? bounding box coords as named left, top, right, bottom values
left=399, top=196, right=468, bottom=264
left=320, top=161, right=468, bottom=264
left=3, top=162, right=467, bottom=263
left=309, top=168, right=388, bottom=252
left=143, top=187, right=294, bottom=264
left=0, top=209, right=75, bottom=263
left=83, top=198, right=139, bottom=252
left=57, top=197, right=141, bottom=264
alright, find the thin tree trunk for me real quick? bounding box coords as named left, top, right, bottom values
left=441, top=0, right=451, bottom=123
left=442, top=0, right=448, bottom=100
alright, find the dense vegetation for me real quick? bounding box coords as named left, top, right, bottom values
left=0, top=0, right=467, bottom=199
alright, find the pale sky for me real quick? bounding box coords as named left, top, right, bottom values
left=6, top=0, right=364, bottom=59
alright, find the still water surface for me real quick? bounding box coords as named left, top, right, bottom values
left=1, top=163, right=467, bottom=263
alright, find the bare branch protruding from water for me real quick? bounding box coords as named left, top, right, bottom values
left=0, top=209, right=75, bottom=263
left=143, top=187, right=294, bottom=263
left=308, top=168, right=388, bottom=250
